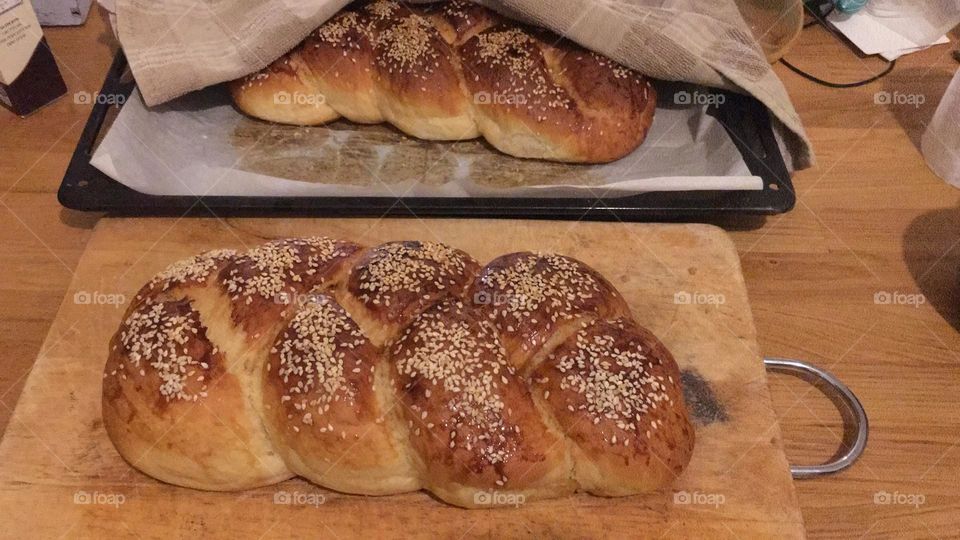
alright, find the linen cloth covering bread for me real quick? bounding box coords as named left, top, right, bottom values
left=105, top=0, right=813, bottom=167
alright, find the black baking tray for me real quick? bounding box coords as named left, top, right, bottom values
left=59, top=51, right=795, bottom=220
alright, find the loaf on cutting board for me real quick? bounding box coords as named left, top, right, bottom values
left=102, top=237, right=695, bottom=508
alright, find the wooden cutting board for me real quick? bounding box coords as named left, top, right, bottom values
left=0, top=219, right=804, bottom=538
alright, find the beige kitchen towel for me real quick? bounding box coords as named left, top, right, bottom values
left=111, top=0, right=813, bottom=167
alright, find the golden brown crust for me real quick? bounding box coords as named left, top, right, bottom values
left=218, top=237, right=362, bottom=340
left=102, top=297, right=292, bottom=489
left=128, top=249, right=237, bottom=314
left=343, top=240, right=480, bottom=346
left=299, top=8, right=382, bottom=124
left=228, top=0, right=656, bottom=163
left=419, top=0, right=502, bottom=46
left=106, top=299, right=224, bottom=407
left=229, top=54, right=340, bottom=125
left=265, top=294, right=379, bottom=447
left=262, top=293, right=418, bottom=493
left=367, top=2, right=480, bottom=140
left=469, top=252, right=630, bottom=371
left=104, top=237, right=693, bottom=506
left=531, top=318, right=695, bottom=495
left=550, top=45, right=657, bottom=162
left=390, top=299, right=572, bottom=506
left=459, top=26, right=587, bottom=159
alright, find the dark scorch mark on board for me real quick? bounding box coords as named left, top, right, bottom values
left=681, top=369, right=728, bottom=425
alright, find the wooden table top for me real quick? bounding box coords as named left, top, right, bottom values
left=1, top=8, right=958, bottom=538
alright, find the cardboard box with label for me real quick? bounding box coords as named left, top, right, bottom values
left=0, top=0, right=67, bottom=116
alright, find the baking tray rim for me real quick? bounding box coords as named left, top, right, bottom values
left=58, top=51, right=796, bottom=221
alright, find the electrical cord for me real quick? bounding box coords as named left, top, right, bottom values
left=779, top=1, right=897, bottom=88
left=781, top=57, right=896, bottom=88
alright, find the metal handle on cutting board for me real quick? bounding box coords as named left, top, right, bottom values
left=763, top=358, right=868, bottom=479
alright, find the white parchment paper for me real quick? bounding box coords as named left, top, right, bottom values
left=91, top=84, right=770, bottom=198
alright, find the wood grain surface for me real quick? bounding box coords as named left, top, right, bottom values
left=0, top=219, right=803, bottom=538
left=0, top=7, right=959, bottom=539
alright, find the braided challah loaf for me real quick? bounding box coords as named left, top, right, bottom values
left=228, top=0, right=657, bottom=164
left=103, top=238, right=694, bottom=507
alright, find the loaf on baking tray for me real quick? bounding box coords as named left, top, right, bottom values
left=228, top=0, right=657, bottom=164
left=103, top=238, right=694, bottom=507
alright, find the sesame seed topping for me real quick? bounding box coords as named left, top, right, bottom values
left=393, top=300, right=516, bottom=464
left=314, top=11, right=372, bottom=45
left=471, top=28, right=572, bottom=110
left=116, top=299, right=214, bottom=402
left=351, top=241, right=472, bottom=316
left=222, top=237, right=349, bottom=304
left=150, top=249, right=236, bottom=291
left=476, top=29, right=533, bottom=74
left=550, top=319, right=672, bottom=439
left=367, top=0, right=399, bottom=19
left=374, top=12, right=440, bottom=74
left=481, top=253, right=604, bottom=317
left=476, top=253, right=612, bottom=358
left=272, top=295, right=369, bottom=427
left=589, top=52, right=636, bottom=81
